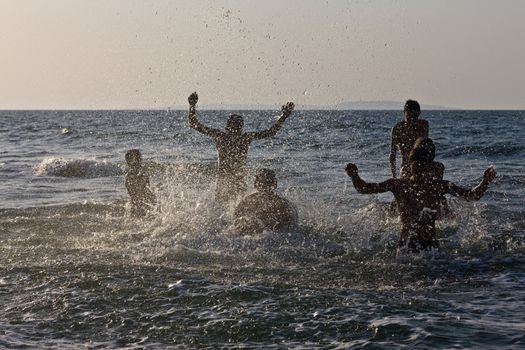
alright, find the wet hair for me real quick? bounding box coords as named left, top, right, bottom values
left=409, top=138, right=435, bottom=164
left=404, top=99, right=421, bottom=113
left=125, top=149, right=142, bottom=165
left=254, top=168, right=277, bottom=192
left=226, top=114, right=244, bottom=132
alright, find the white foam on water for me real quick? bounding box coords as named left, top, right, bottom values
left=33, top=157, right=124, bottom=178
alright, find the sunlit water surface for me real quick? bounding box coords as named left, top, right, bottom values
left=1, top=110, right=524, bottom=348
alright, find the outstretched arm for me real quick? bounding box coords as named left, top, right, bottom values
left=447, top=167, right=496, bottom=201
left=389, top=128, right=398, bottom=178
left=346, top=163, right=395, bottom=194
left=187, top=92, right=222, bottom=138
left=246, top=102, right=294, bottom=141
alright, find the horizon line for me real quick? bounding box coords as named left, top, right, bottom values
left=2, top=107, right=525, bottom=112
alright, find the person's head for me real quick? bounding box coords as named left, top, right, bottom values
left=408, top=138, right=435, bottom=176
left=409, top=137, right=435, bottom=163
left=125, top=149, right=142, bottom=167
left=226, top=114, right=244, bottom=134
left=254, top=168, right=277, bottom=192
left=404, top=99, right=421, bottom=121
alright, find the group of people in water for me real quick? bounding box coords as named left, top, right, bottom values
left=124, top=93, right=496, bottom=252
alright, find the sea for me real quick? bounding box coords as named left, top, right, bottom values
left=1, top=109, right=524, bottom=349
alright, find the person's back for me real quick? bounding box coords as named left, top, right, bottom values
left=347, top=138, right=496, bottom=252
left=235, top=192, right=298, bottom=231
left=233, top=169, right=298, bottom=233
left=125, top=170, right=153, bottom=216
left=214, top=130, right=252, bottom=175
left=400, top=137, right=451, bottom=219
left=187, top=92, right=294, bottom=203
left=390, top=100, right=429, bottom=178
left=389, top=171, right=453, bottom=250
left=392, top=119, right=429, bottom=168
left=125, top=149, right=155, bottom=217
left=210, top=125, right=254, bottom=201
left=390, top=134, right=443, bottom=217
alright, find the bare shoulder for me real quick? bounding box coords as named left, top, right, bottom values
left=214, top=131, right=227, bottom=141
left=237, top=193, right=262, bottom=207
left=392, top=121, right=404, bottom=130
left=235, top=194, right=256, bottom=215
left=241, top=133, right=255, bottom=142
left=392, top=178, right=407, bottom=190
left=391, top=122, right=403, bottom=137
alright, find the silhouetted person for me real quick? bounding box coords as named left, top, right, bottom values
left=346, top=138, right=496, bottom=252
left=390, top=99, right=429, bottom=178
left=188, top=92, right=294, bottom=204
left=233, top=168, right=298, bottom=233
left=403, top=137, right=450, bottom=218
left=125, top=149, right=155, bottom=217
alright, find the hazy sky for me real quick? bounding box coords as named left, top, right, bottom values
left=1, top=0, right=524, bottom=109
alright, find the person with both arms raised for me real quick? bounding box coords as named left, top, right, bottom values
left=124, top=149, right=155, bottom=217
left=187, top=92, right=295, bottom=204
left=346, top=138, right=496, bottom=252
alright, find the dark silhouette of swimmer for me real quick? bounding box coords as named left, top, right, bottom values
left=403, top=138, right=450, bottom=218
left=188, top=92, right=294, bottom=204
left=125, top=149, right=155, bottom=217
left=233, top=168, right=298, bottom=233
left=346, top=138, right=496, bottom=252
left=390, top=100, right=429, bottom=178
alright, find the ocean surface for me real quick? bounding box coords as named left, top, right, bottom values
left=1, top=109, right=524, bottom=349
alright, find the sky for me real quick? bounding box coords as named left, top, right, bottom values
left=1, top=0, right=524, bottom=109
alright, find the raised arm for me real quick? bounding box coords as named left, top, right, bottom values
left=187, top=92, right=222, bottom=138
left=389, top=127, right=398, bottom=178
left=346, top=163, right=396, bottom=194
left=446, top=167, right=496, bottom=201
left=246, top=102, right=294, bottom=141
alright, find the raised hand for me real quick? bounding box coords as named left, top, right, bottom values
left=281, top=102, right=295, bottom=117
left=188, top=92, right=198, bottom=107
left=483, top=166, right=497, bottom=182
left=345, top=163, right=359, bottom=177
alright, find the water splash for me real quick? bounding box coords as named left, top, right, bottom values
left=33, top=157, right=124, bottom=178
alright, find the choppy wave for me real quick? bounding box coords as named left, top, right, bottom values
left=1, top=188, right=524, bottom=348
left=441, top=143, right=525, bottom=157
left=2, top=188, right=523, bottom=272
left=2, top=110, right=525, bottom=348
left=33, top=157, right=124, bottom=178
